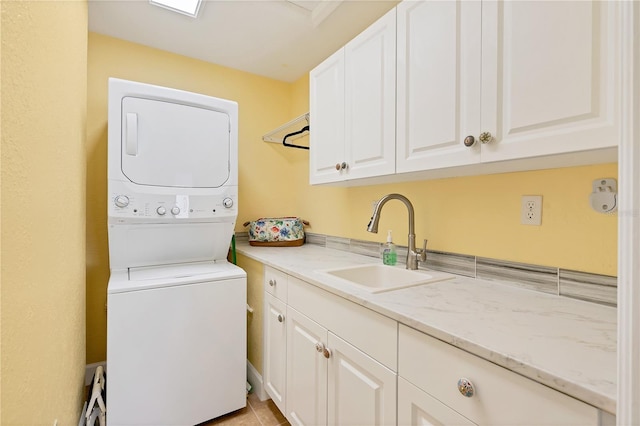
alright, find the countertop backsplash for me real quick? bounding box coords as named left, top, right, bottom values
left=235, top=231, right=617, bottom=307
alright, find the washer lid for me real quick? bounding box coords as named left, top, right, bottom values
left=108, top=261, right=246, bottom=294
left=120, top=96, right=230, bottom=188
left=129, top=261, right=240, bottom=281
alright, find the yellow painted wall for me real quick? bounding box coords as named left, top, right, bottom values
left=1, top=1, right=87, bottom=424
left=1, top=2, right=4, bottom=415
left=236, top=254, right=264, bottom=374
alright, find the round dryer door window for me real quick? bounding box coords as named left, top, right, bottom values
left=120, top=96, right=230, bottom=188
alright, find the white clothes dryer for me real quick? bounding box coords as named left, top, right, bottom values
left=106, top=79, right=245, bottom=426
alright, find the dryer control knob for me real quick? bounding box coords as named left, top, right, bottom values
left=156, top=206, right=166, bottom=216
left=114, top=195, right=129, bottom=208
left=171, top=206, right=180, bottom=215
left=223, top=197, right=234, bottom=208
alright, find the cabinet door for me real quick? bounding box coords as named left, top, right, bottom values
left=398, top=377, right=476, bottom=426
left=286, top=306, right=328, bottom=426
left=481, top=1, right=619, bottom=162
left=263, top=293, right=287, bottom=415
left=344, top=8, right=397, bottom=180
left=327, top=333, right=396, bottom=426
left=396, top=0, right=482, bottom=173
left=310, top=48, right=346, bottom=185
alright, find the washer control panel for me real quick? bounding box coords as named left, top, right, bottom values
left=109, top=190, right=236, bottom=221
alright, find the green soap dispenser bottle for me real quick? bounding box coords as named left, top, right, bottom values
left=382, top=230, right=397, bottom=266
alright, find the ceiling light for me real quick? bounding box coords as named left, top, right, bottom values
left=149, top=0, right=202, bottom=18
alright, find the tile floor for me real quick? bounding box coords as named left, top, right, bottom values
left=199, top=393, right=290, bottom=426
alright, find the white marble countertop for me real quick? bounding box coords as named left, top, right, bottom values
left=236, top=242, right=617, bottom=414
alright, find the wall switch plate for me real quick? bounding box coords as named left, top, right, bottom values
left=521, top=195, right=542, bottom=226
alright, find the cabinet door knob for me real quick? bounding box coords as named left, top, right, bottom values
left=315, top=342, right=325, bottom=353
left=268, top=279, right=276, bottom=287
left=335, top=163, right=341, bottom=171
left=335, top=162, right=347, bottom=171
left=323, top=347, right=332, bottom=359
left=479, top=132, right=493, bottom=144
left=463, top=135, right=476, bottom=147
left=457, top=378, right=475, bottom=397
left=277, top=314, right=284, bottom=323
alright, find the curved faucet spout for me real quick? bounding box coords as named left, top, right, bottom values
left=366, top=193, right=426, bottom=270
left=367, top=193, right=415, bottom=234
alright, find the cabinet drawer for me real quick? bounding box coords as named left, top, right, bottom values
left=398, top=377, right=475, bottom=426
left=264, top=266, right=288, bottom=302
left=399, top=325, right=598, bottom=425
left=288, top=276, right=397, bottom=371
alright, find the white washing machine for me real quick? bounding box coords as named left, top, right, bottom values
left=106, top=78, right=246, bottom=426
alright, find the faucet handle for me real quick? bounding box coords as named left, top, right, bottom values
left=419, top=239, right=428, bottom=262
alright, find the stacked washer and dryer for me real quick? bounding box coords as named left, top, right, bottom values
left=106, top=78, right=246, bottom=426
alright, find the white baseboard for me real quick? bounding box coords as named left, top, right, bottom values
left=247, top=360, right=269, bottom=401
left=85, top=361, right=106, bottom=387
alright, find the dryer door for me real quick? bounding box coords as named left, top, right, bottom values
left=120, top=97, right=230, bottom=188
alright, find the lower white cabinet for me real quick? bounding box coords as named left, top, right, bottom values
left=398, top=324, right=599, bottom=425
left=262, top=265, right=604, bottom=426
left=263, top=268, right=398, bottom=426
left=263, top=292, right=287, bottom=415
left=398, top=377, right=476, bottom=426
left=286, top=305, right=396, bottom=426
left=286, top=306, right=328, bottom=425
left=327, top=332, right=396, bottom=425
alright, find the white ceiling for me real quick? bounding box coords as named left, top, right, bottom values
left=88, top=0, right=399, bottom=83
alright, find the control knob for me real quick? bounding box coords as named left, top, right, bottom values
left=114, top=195, right=129, bottom=208
left=156, top=206, right=166, bottom=216
left=171, top=206, right=180, bottom=215
left=223, top=197, right=234, bottom=208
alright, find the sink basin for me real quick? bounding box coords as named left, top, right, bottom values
left=320, top=264, right=453, bottom=293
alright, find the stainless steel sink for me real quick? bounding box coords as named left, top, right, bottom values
left=319, top=264, right=454, bottom=293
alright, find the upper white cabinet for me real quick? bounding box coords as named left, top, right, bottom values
left=396, top=0, right=482, bottom=172
left=312, top=0, right=621, bottom=184
left=309, top=49, right=345, bottom=184
left=479, top=1, right=619, bottom=163
left=397, top=0, right=619, bottom=173
left=310, top=8, right=396, bottom=185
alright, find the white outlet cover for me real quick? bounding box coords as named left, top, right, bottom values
left=521, top=195, right=542, bottom=226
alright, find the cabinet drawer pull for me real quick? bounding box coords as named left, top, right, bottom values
left=277, top=314, right=284, bottom=323
left=457, top=378, right=475, bottom=397
left=479, top=131, right=493, bottom=144
left=463, top=135, right=476, bottom=147
left=268, top=279, right=276, bottom=287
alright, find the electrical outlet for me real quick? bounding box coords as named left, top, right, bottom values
left=521, top=195, right=542, bottom=226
